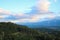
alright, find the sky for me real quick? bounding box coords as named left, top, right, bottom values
left=0, top=0, right=60, bottom=23
left=0, top=0, right=37, bottom=13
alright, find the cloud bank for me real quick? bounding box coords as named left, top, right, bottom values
left=0, top=0, right=60, bottom=23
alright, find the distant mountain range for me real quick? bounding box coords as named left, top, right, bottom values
left=17, top=18, right=60, bottom=29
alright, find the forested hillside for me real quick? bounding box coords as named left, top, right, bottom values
left=0, top=22, right=60, bottom=40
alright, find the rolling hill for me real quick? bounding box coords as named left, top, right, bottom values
left=0, top=22, right=60, bottom=40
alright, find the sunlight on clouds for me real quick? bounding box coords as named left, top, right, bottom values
left=9, top=13, right=57, bottom=23
left=0, top=12, right=59, bottom=23
left=36, top=0, right=50, bottom=12
left=0, top=8, right=10, bottom=15
left=29, top=14, right=56, bottom=22
left=0, top=8, right=58, bottom=23
left=0, top=0, right=59, bottom=23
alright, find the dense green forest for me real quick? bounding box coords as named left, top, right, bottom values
left=0, top=22, right=60, bottom=40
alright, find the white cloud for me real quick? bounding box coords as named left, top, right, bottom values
left=9, top=13, right=57, bottom=23
left=0, top=8, right=11, bottom=15
left=0, top=15, right=9, bottom=19
left=0, top=0, right=59, bottom=23
left=0, top=8, right=58, bottom=23
left=36, top=0, right=50, bottom=12
left=0, top=11, right=59, bottom=23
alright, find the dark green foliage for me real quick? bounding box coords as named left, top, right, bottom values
left=0, top=22, right=60, bottom=40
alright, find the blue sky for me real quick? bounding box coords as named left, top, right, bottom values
left=0, top=0, right=60, bottom=23
left=0, top=0, right=59, bottom=13
left=49, top=0, right=60, bottom=13
left=0, top=0, right=37, bottom=13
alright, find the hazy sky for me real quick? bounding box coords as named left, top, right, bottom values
left=0, top=0, right=60, bottom=23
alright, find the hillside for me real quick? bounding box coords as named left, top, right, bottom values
left=0, top=22, right=60, bottom=40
